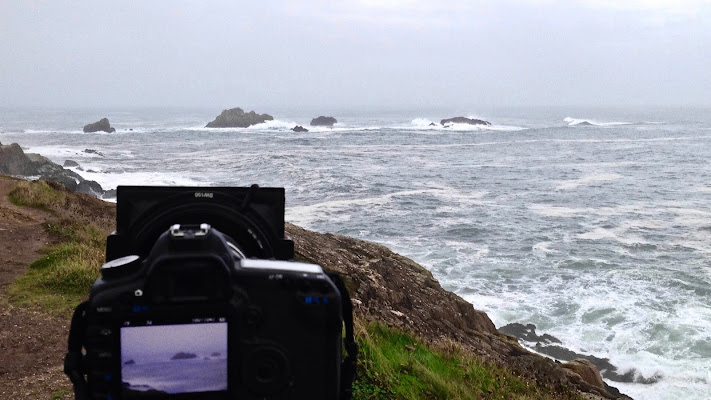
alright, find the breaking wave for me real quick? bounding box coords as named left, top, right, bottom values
left=564, top=117, right=631, bottom=127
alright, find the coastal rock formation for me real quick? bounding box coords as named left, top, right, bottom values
left=310, top=116, right=337, bottom=127
left=286, top=223, right=625, bottom=399
left=83, top=149, right=105, bottom=157
left=0, top=142, right=109, bottom=198
left=205, top=108, right=273, bottom=128
left=499, top=322, right=562, bottom=344
left=563, top=359, right=606, bottom=391
left=440, top=116, right=491, bottom=126
left=83, top=118, right=116, bottom=133
left=63, top=160, right=80, bottom=168
left=501, top=322, right=658, bottom=386
left=291, top=125, right=309, bottom=132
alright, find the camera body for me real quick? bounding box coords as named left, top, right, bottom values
left=80, top=186, right=344, bottom=400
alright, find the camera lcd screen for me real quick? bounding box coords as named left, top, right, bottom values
left=120, top=319, right=228, bottom=396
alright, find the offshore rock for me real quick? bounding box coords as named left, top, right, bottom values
left=310, top=116, right=337, bottom=127
left=440, top=116, right=491, bottom=126
left=205, top=107, right=273, bottom=128
left=83, top=149, right=105, bottom=157
left=83, top=118, right=116, bottom=133
left=170, top=352, right=197, bottom=360
left=63, top=160, right=80, bottom=168
left=291, top=125, right=309, bottom=132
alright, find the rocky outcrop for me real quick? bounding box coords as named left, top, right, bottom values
left=63, top=160, right=80, bottom=168
left=0, top=142, right=109, bottom=198
left=310, top=116, right=337, bottom=127
left=440, top=116, right=491, bottom=126
left=83, top=118, right=116, bottom=133
left=170, top=352, right=197, bottom=360
left=501, top=322, right=658, bottom=386
left=291, top=125, right=309, bottom=132
left=563, top=359, right=606, bottom=391
left=83, top=149, right=104, bottom=157
left=205, top=108, right=273, bottom=128
left=286, top=223, right=625, bottom=399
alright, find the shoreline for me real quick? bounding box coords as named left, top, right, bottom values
left=1, top=140, right=634, bottom=399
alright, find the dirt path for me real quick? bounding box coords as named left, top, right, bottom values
left=0, top=177, right=73, bottom=399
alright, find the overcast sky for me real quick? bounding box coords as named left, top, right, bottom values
left=1, top=0, right=709, bottom=109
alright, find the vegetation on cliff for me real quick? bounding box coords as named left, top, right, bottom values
left=2, top=178, right=609, bottom=399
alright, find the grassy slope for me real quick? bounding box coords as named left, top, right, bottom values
left=6, top=179, right=578, bottom=400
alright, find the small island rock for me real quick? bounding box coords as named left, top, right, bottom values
left=310, top=116, right=337, bottom=127
left=83, top=149, right=105, bottom=157
left=63, top=160, right=80, bottom=167
left=206, top=108, right=273, bottom=128
left=440, top=116, right=491, bottom=126
left=170, top=352, right=197, bottom=360
left=83, top=118, right=116, bottom=133
left=291, top=125, right=309, bottom=132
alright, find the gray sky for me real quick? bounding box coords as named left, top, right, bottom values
left=1, top=0, right=709, bottom=108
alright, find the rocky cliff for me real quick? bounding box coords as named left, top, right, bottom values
left=286, top=223, right=626, bottom=399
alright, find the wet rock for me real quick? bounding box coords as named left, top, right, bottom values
left=63, top=160, right=80, bottom=167
left=205, top=107, right=273, bottom=128
left=291, top=125, right=309, bottom=132
left=502, top=322, right=659, bottom=385
left=440, top=116, right=491, bottom=126
left=83, top=149, right=105, bottom=157
left=499, top=323, right=562, bottom=344
left=83, top=118, right=116, bottom=133
left=310, top=116, right=337, bottom=127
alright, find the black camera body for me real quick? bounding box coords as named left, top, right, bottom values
left=70, top=186, right=352, bottom=400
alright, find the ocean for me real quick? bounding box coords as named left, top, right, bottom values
left=1, top=106, right=710, bottom=399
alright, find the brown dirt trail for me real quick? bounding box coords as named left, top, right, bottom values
left=0, top=177, right=73, bottom=399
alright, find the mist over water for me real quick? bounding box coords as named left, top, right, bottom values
left=2, top=106, right=710, bottom=399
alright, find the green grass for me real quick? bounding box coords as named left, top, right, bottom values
left=6, top=180, right=103, bottom=315
left=7, top=221, right=105, bottom=315
left=353, top=322, right=579, bottom=400
left=51, top=390, right=70, bottom=400
left=8, top=179, right=67, bottom=212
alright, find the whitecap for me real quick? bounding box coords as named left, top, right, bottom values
left=556, top=172, right=622, bottom=190
left=564, top=117, right=631, bottom=127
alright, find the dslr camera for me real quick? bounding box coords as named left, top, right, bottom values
left=64, top=186, right=357, bottom=400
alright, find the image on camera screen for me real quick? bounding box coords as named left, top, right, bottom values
left=120, top=320, right=228, bottom=395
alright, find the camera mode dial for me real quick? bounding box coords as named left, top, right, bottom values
left=100, top=255, right=141, bottom=279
